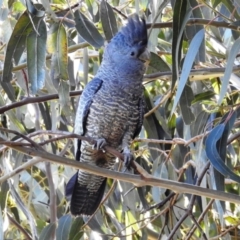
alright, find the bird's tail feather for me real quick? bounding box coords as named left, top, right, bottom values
left=66, top=172, right=107, bottom=215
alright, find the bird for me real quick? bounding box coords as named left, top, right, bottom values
left=66, top=14, right=149, bottom=216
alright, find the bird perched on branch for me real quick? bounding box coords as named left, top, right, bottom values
left=66, top=14, right=149, bottom=215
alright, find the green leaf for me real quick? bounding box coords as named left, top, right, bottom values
left=83, top=216, right=106, bottom=235
left=25, top=0, right=45, bottom=17
left=185, top=0, right=205, bottom=62
left=171, top=29, right=205, bottom=116
left=72, top=232, right=84, bottom=240
left=213, top=111, right=236, bottom=210
left=190, top=111, right=209, bottom=137
left=27, top=19, right=47, bottom=93
left=1, top=82, right=15, bottom=101
left=100, top=0, right=118, bottom=41
left=179, top=84, right=195, bottom=125
left=218, top=37, right=240, bottom=104
left=2, top=12, right=29, bottom=82
left=143, top=89, right=166, bottom=161
left=56, top=215, right=72, bottom=240
left=152, top=159, right=168, bottom=202
left=225, top=216, right=240, bottom=225
left=39, top=223, right=56, bottom=240
left=0, top=93, right=25, bottom=132
left=12, top=2, right=26, bottom=13
left=58, top=80, right=71, bottom=114
left=148, top=52, right=170, bottom=73
left=2, top=11, right=42, bottom=83
left=222, top=0, right=240, bottom=19
left=191, top=91, right=216, bottom=104
left=213, top=0, right=222, bottom=8
left=74, top=10, right=104, bottom=48
left=0, top=181, right=9, bottom=211
left=126, top=211, right=141, bottom=236
left=36, top=219, right=47, bottom=235
left=58, top=80, right=69, bottom=104
left=0, top=206, right=3, bottom=240
left=10, top=207, right=20, bottom=223
left=171, top=0, right=189, bottom=89
left=48, top=22, right=69, bottom=80
left=206, top=122, right=240, bottom=183
left=68, top=216, right=84, bottom=240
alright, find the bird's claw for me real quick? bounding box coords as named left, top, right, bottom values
left=93, top=138, right=107, bottom=152
left=123, top=148, right=134, bottom=169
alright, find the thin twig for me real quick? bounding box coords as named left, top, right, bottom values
left=0, top=157, right=42, bottom=183
left=7, top=213, right=32, bottom=240
left=185, top=199, right=215, bottom=239
left=0, top=90, right=82, bottom=114
left=167, top=162, right=210, bottom=239
left=227, top=131, right=240, bottom=144
left=37, top=102, right=57, bottom=227
left=0, top=128, right=42, bottom=149
left=143, top=65, right=240, bottom=83
left=134, top=138, right=186, bottom=145
left=0, top=42, right=89, bottom=75
left=209, top=224, right=240, bottom=240
left=144, top=192, right=176, bottom=212
left=144, top=90, right=172, bottom=117
left=147, top=18, right=240, bottom=32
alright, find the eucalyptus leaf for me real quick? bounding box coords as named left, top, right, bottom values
left=27, top=19, right=47, bottom=93
left=68, top=216, right=84, bottom=240
left=56, top=215, right=72, bottom=240
left=0, top=181, right=9, bottom=211
left=74, top=10, right=104, bottom=48
left=185, top=0, right=205, bottom=62
left=171, top=29, right=205, bottom=116
left=39, top=223, right=56, bottom=240
left=25, top=0, right=45, bottom=17
left=206, top=123, right=240, bottom=183
left=218, top=37, right=240, bottom=104
left=2, top=11, right=42, bottom=83
left=1, top=82, right=15, bottom=101
left=148, top=52, right=170, bottom=73
left=179, top=84, right=195, bottom=125
left=100, top=0, right=118, bottom=41
left=48, top=22, right=69, bottom=81
left=172, top=0, right=189, bottom=89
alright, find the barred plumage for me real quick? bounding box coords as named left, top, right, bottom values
left=66, top=14, right=149, bottom=215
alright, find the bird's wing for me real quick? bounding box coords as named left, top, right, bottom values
left=74, top=77, right=103, bottom=161
left=133, top=95, right=145, bottom=139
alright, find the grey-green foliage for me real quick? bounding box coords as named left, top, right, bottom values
left=0, top=0, right=240, bottom=239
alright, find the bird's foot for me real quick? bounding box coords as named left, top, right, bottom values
left=122, top=147, right=134, bottom=169
left=93, top=138, right=107, bottom=152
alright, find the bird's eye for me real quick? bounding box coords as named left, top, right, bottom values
left=130, top=51, right=135, bottom=56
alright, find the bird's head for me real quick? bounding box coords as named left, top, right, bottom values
left=103, top=14, right=150, bottom=78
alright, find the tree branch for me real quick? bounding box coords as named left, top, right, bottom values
left=0, top=42, right=89, bottom=75
left=1, top=66, right=239, bottom=115
left=147, top=18, right=240, bottom=32
left=0, top=91, right=82, bottom=114
left=143, top=65, right=240, bottom=83
left=1, top=142, right=240, bottom=205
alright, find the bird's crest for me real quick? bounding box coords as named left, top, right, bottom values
left=110, top=14, right=148, bottom=53
left=120, top=14, right=148, bottom=48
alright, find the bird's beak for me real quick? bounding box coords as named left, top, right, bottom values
left=139, top=49, right=150, bottom=63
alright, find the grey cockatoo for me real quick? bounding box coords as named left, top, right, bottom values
left=66, top=14, right=149, bottom=215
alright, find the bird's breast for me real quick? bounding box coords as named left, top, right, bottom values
left=85, top=83, right=141, bottom=149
